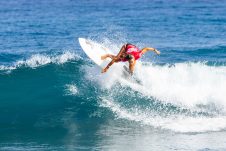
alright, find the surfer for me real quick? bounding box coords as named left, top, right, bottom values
left=101, top=43, right=160, bottom=74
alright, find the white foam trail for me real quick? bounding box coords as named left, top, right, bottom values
left=85, top=61, right=226, bottom=132
left=100, top=98, right=226, bottom=133
left=0, top=65, right=16, bottom=70
left=65, top=84, right=78, bottom=95
left=97, top=62, right=226, bottom=110
left=136, top=62, right=226, bottom=109
left=0, top=51, right=80, bottom=71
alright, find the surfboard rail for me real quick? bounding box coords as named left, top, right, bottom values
left=78, top=38, right=112, bottom=67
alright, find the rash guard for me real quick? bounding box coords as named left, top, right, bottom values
left=121, top=44, right=142, bottom=62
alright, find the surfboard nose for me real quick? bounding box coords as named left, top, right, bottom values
left=78, top=38, right=85, bottom=43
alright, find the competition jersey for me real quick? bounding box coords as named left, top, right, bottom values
left=121, top=44, right=142, bottom=62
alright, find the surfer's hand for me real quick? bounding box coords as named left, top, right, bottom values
left=156, top=50, right=160, bottom=55
left=101, top=68, right=108, bottom=73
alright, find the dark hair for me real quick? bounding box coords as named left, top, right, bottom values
left=125, top=54, right=133, bottom=60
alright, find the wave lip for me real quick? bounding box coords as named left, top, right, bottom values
left=0, top=51, right=80, bottom=71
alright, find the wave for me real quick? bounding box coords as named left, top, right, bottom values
left=0, top=51, right=80, bottom=71
left=1, top=48, right=226, bottom=133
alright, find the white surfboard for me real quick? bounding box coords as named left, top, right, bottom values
left=78, top=38, right=115, bottom=68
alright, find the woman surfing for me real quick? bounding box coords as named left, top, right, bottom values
left=101, top=43, right=160, bottom=75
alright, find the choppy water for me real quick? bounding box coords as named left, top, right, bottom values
left=1, top=0, right=226, bottom=150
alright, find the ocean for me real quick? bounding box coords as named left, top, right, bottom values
left=0, top=0, right=226, bottom=150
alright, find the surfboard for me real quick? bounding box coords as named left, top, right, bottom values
left=78, top=38, right=114, bottom=68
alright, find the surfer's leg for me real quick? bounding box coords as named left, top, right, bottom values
left=116, top=45, right=126, bottom=58
left=128, top=57, right=136, bottom=75
left=101, top=44, right=126, bottom=61
left=101, top=54, right=116, bottom=60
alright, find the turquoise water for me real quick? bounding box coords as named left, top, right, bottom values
left=1, top=0, right=226, bottom=150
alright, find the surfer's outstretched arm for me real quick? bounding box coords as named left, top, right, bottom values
left=101, top=54, right=116, bottom=60
left=141, top=47, right=160, bottom=55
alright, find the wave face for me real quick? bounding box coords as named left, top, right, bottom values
left=1, top=51, right=226, bottom=134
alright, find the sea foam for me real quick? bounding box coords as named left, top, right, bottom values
left=99, top=62, right=226, bottom=110
left=0, top=51, right=79, bottom=71
left=85, top=61, right=226, bottom=132
left=65, top=84, right=78, bottom=95
left=101, top=98, right=226, bottom=133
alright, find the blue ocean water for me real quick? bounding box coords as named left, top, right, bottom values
left=1, top=0, right=226, bottom=150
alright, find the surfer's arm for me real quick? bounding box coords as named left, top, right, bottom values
left=128, top=57, right=136, bottom=75
left=101, top=58, right=117, bottom=73
left=141, top=47, right=160, bottom=55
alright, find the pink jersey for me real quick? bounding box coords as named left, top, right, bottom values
left=121, top=44, right=142, bottom=62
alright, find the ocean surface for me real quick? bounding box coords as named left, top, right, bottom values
left=1, top=0, right=226, bottom=150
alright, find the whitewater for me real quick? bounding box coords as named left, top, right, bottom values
left=85, top=54, right=226, bottom=133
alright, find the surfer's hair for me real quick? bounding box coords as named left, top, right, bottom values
left=125, top=54, right=133, bottom=60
